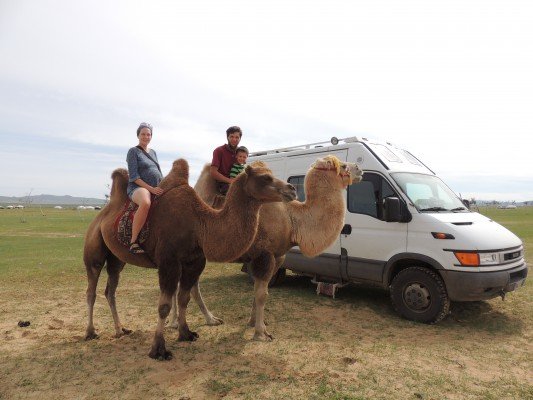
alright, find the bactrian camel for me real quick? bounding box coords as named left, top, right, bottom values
left=83, top=159, right=296, bottom=360
left=173, top=155, right=363, bottom=340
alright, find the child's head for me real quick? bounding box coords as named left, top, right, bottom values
left=236, top=146, right=249, bottom=165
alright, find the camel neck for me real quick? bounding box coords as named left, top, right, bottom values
left=199, top=182, right=260, bottom=262
left=289, top=185, right=345, bottom=257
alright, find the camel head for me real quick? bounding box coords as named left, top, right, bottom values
left=232, top=162, right=297, bottom=203
left=307, top=155, right=363, bottom=191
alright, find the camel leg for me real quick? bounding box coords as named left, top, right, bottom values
left=176, top=255, right=207, bottom=340
left=85, top=262, right=103, bottom=340
left=149, top=262, right=180, bottom=361
left=247, top=298, right=257, bottom=327
left=104, top=255, right=131, bottom=338
left=252, top=278, right=272, bottom=341
left=84, top=227, right=107, bottom=341
left=248, top=252, right=276, bottom=341
left=248, top=256, right=284, bottom=328
left=149, top=290, right=175, bottom=360
left=170, top=280, right=224, bottom=328
left=191, top=281, right=224, bottom=326
left=168, top=283, right=180, bottom=329
left=176, top=287, right=199, bottom=341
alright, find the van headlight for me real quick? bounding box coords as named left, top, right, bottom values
left=454, top=252, right=499, bottom=266
left=479, top=253, right=499, bottom=265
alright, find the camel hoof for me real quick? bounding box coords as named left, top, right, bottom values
left=114, top=328, right=133, bottom=338
left=85, top=332, right=99, bottom=341
left=111, top=327, right=132, bottom=338
left=253, top=332, right=274, bottom=342
left=149, top=349, right=173, bottom=361
left=149, top=334, right=172, bottom=360
left=178, top=330, right=199, bottom=342
left=206, top=316, right=224, bottom=326
left=168, top=322, right=179, bottom=329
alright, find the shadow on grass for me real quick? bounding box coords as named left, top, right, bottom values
left=444, top=301, right=526, bottom=335
left=202, top=272, right=526, bottom=336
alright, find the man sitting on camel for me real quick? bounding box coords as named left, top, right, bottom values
left=210, top=126, right=243, bottom=195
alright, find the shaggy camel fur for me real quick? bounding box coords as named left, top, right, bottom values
left=172, top=156, right=362, bottom=340
left=83, top=159, right=296, bottom=360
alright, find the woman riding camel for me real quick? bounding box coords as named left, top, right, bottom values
left=126, top=122, right=163, bottom=254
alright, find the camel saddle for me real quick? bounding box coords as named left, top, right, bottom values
left=114, top=199, right=154, bottom=248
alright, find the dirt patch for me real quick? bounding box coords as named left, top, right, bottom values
left=0, top=265, right=531, bottom=400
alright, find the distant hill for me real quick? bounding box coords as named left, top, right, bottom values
left=0, top=194, right=106, bottom=206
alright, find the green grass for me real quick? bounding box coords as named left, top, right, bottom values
left=0, top=206, right=531, bottom=400
left=478, top=206, right=533, bottom=256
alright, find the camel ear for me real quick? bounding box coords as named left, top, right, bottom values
left=244, top=164, right=254, bottom=175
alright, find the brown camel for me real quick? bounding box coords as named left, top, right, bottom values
left=83, top=158, right=296, bottom=360
left=172, top=155, right=362, bottom=340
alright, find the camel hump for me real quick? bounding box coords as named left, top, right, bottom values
left=249, top=160, right=268, bottom=169
left=110, top=168, right=129, bottom=201
left=194, top=163, right=219, bottom=206
left=159, top=158, right=189, bottom=191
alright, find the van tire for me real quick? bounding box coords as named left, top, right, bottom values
left=390, top=267, right=450, bottom=324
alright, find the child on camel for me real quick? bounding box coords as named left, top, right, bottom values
left=229, top=146, right=249, bottom=179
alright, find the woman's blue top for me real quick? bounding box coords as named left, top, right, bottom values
left=126, top=147, right=163, bottom=199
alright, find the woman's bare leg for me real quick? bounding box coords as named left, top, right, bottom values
left=131, top=188, right=151, bottom=244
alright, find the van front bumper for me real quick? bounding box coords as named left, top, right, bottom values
left=442, top=263, right=528, bottom=301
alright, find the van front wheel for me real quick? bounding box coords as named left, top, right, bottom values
left=390, top=267, right=450, bottom=324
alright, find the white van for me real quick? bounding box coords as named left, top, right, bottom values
left=248, top=137, right=528, bottom=323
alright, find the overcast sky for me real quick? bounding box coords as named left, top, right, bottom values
left=1, top=0, right=532, bottom=201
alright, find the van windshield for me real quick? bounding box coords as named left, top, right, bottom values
left=391, top=173, right=468, bottom=212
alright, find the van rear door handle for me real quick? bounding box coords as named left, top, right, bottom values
left=341, top=224, right=352, bottom=235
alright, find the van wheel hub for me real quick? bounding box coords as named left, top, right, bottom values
left=403, top=283, right=430, bottom=310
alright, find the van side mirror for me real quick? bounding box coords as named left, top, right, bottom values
left=462, top=199, right=470, bottom=209
left=384, top=197, right=402, bottom=222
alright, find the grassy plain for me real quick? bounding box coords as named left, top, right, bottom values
left=0, top=206, right=531, bottom=400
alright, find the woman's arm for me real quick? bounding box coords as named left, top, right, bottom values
left=127, top=148, right=163, bottom=195
left=133, top=178, right=164, bottom=195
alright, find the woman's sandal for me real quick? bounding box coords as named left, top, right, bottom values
left=129, top=241, right=145, bottom=254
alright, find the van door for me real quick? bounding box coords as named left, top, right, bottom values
left=341, top=171, right=408, bottom=283
left=284, top=149, right=348, bottom=280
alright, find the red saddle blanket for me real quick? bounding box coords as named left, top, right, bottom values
left=114, top=200, right=151, bottom=248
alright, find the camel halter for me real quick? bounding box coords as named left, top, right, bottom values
left=312, top=166, right=354, bottom=185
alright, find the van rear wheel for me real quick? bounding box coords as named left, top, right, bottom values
left=390, top=267, right=450, bottom=324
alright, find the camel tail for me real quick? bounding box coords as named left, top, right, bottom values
left=159, top=158, right=189, bottom=191
left=109, top=168, right=129, bottom=204
left=194, top=163, right=218, bottom=206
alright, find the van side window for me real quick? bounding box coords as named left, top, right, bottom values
left=288, top=176, right=305, bottom=201
left=348, top=173, right=396, bottom=220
